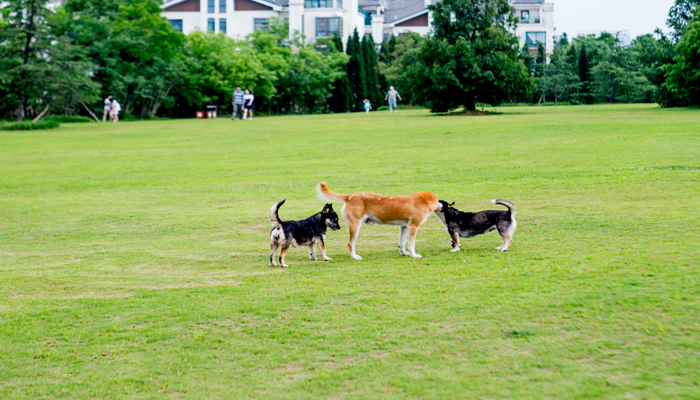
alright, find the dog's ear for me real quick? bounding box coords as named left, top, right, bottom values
left=323, top=203, right=333, bottom=212
left=450, top=202, right=455, bottom=207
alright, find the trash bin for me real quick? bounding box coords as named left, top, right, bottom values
left=196, top=111, right=205, bottom=119
left=206, top=105, right=217, bottom=119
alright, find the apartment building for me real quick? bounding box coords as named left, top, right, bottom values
left=161, top=0, right=552, bottom=50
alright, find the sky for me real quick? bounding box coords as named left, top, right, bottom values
left=553, top=0, right=676, bottom=40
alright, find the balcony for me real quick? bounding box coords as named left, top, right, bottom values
left=520, top=17, right=540, bottom=24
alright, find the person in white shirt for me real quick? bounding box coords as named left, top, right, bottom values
left=103, top=95, right=112, bottom=122
left=110, top=99, right=121, bottom=122
left=242, top=89, right=254, bottom=121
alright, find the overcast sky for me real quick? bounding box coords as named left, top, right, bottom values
left=553, top=0, right=676, bottom=40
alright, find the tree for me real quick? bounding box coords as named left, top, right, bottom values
left=414, top=0, right=531, bottom=112
left=327, top=35, right=352, bottom=112
left=378, top=32, right=425, bottom=106
left=546, top=53, right=582, bottom=103
left=1, top=0, right=56, bottom=121
left=590, top=46, right=653, bottom=103
left=345, top=29, right=366, bottom=110
left=668, top=0, right=700, bottom=41
left=362, top=35, right=381, bottom=106
left=663, top=19, right=700, bottom=106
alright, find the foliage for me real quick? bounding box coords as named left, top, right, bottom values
left=667, top=0, right=700, bottom=41
left=46, top=115, right=94, bottom=123
left=1, top=119, right=59, bottom=130
left=378, top=32, right=425, bottom=106
left=361, top=35, right=382, bottom=106
left=327, top=35, right=353, bottom=113
left=415, top=0, right=532, bottom=111
left=345, top=29, right=367, bottom=111
left=663, top=19, right=700, bottom=106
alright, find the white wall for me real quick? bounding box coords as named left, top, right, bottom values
left=162, top=11, right=202, bottom=33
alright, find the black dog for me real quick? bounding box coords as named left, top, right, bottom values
left=435, top=199, right=517, bottom=252
left=269, top=200, right=341, bottom=267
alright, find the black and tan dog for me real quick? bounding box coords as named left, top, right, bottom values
left=435, top=199, right=517, bottom=252
left=269, top=200, right=341, bottom=267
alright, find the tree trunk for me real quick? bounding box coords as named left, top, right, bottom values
left=32, top=95, right=58, bottom=122
left=465, top=97, right=476, bottom=111
left=80, top=101, right=100, bottom=122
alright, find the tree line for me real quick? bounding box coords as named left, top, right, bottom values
left=1, top=0, right=698, bottom=122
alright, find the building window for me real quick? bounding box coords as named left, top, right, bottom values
left=208, top=0, right=215, bottom=13
left=254, top=18, right=269, bottom=31
left=520, top=10, right=529, bottom=24
left=526, top=32, right=546, bottom=48
left=220, top=0, right=226, bottom=13
left=168, top=19, right=183, bottom=32
left=208, top=18, right=215, bottom=32
left=219, top=18, right=227, bottom=33
left=364, top=12, right=372, bottom=26
left=305, top=0, right=331, bottom=8
left=316, top=17, right=342, bottom=37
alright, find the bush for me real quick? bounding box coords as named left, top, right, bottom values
left=46, top=115, right=94, bottom=123
left=1, top=120, right=60, bottom=131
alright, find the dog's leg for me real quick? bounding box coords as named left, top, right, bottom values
left=450, top=230, right=461, bottom=252
left=278, top=246, right=290, bottom=267
left=347, top=219, right=363, bottom=260
left=407, top=223, right=422, bottom=258
left=496, top=220, right=516, bottom=251
left=398, top=226, right=409, bottom=256
left=308, top=244, right=317, bottom=260
left=270, top=243, right=279, bottom=266
left=316, top=238, right=332, bottom=261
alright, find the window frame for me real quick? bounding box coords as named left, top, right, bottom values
left=208, top=18, right=216, bottom=32
left=315, top=17, right=342, bottom=37
left=520, top=10, right=529, bottom=24
left=168, top=19, right=183, bottom=32
left=219, top=18, right=227, bottom=33
left=525, top=31, right=546, bottom=48
left=254, top=18, right=269, bottom=31
left=219, top=0, right=226, bottom=13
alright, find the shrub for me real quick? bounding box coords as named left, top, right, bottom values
left=46, top=115, right=94, bottom=123
left=1, top=120, right=60, bottom=131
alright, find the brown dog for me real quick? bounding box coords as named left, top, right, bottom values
left=317, top=182, right=440, bottom=260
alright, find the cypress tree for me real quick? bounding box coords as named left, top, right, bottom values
left=328, top=35, right=352, bottom=112
left=345, top=29, right=366, bottom=111
left=362, top=35, right=381, bottom=106
left=578, top=46, right=590, bottom=102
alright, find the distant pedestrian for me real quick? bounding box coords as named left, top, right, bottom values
left=110, top=99, right=121, bottom=122
left=363, top=99, right=372, bottom=114
left=385, top=86, right=401, bottom=113
left=242, top=89, right=254, bottom=121
left=231, top=86, right=244, bottom=120
left=103, top=95, right=112, bottom=122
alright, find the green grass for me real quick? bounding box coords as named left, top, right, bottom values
left=1, top=104, right=698, bottom=398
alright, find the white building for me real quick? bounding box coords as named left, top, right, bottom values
left=509, top=0, right=554, bottom=55
left=161, top=0, right=552, bottom=49
left=577, top=30, right=632, bottom=47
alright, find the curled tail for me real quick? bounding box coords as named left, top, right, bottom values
left=317, top=182, right=350, bottom=203
left=491, top=199, right=517, bottom=218
left=270, top=200, right=285, bottom=227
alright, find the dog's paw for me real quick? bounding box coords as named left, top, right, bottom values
left=495, top=246, right=502, bottom=251
left=351, top=254, right=363, bottom=260
left=309, top=256, right=318, bottom=260
left=323, top=257, right=332, bottom=261
left=399, top=251, right=409, bottom=256
left=450, top=247, right=461, bottom=253
left=411, top=253, right=422, bottom=259
left=281, top=264, right=290, bottom=268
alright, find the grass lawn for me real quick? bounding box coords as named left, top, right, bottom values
left=1, top=104, right=698, bottom=398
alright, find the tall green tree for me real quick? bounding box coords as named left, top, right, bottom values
left=414, top=0, right=531, bottom=111
left=362, top=35, right=381, bottom=106
left=663, top=19, right=700, bottom=106
left=668, top=0, right=700, bottom=40
left=327, top=35, right=352, bottom=112
left=345, top=29, right=366, bottom=111
left=378, top=32, right=425, bottom=106
left=590, top=46, right=653, bottom=103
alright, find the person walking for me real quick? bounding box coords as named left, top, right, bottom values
left=231, top=86, right=244, bottom=120
left=385, top=86, right=401, bottom=113
left=242, top=89, right=254, bottom=121
left=363, top=99, right=372, bottom=114
left=110, top=99, right=121, bottom=122
left=103, top=95, right=112, bottom=122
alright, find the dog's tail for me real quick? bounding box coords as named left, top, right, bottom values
left=492, top=199, right=517, bottom=218
left=317, top=182, right=350, bottom=203
left=270, top=200, right=285, bottom=227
